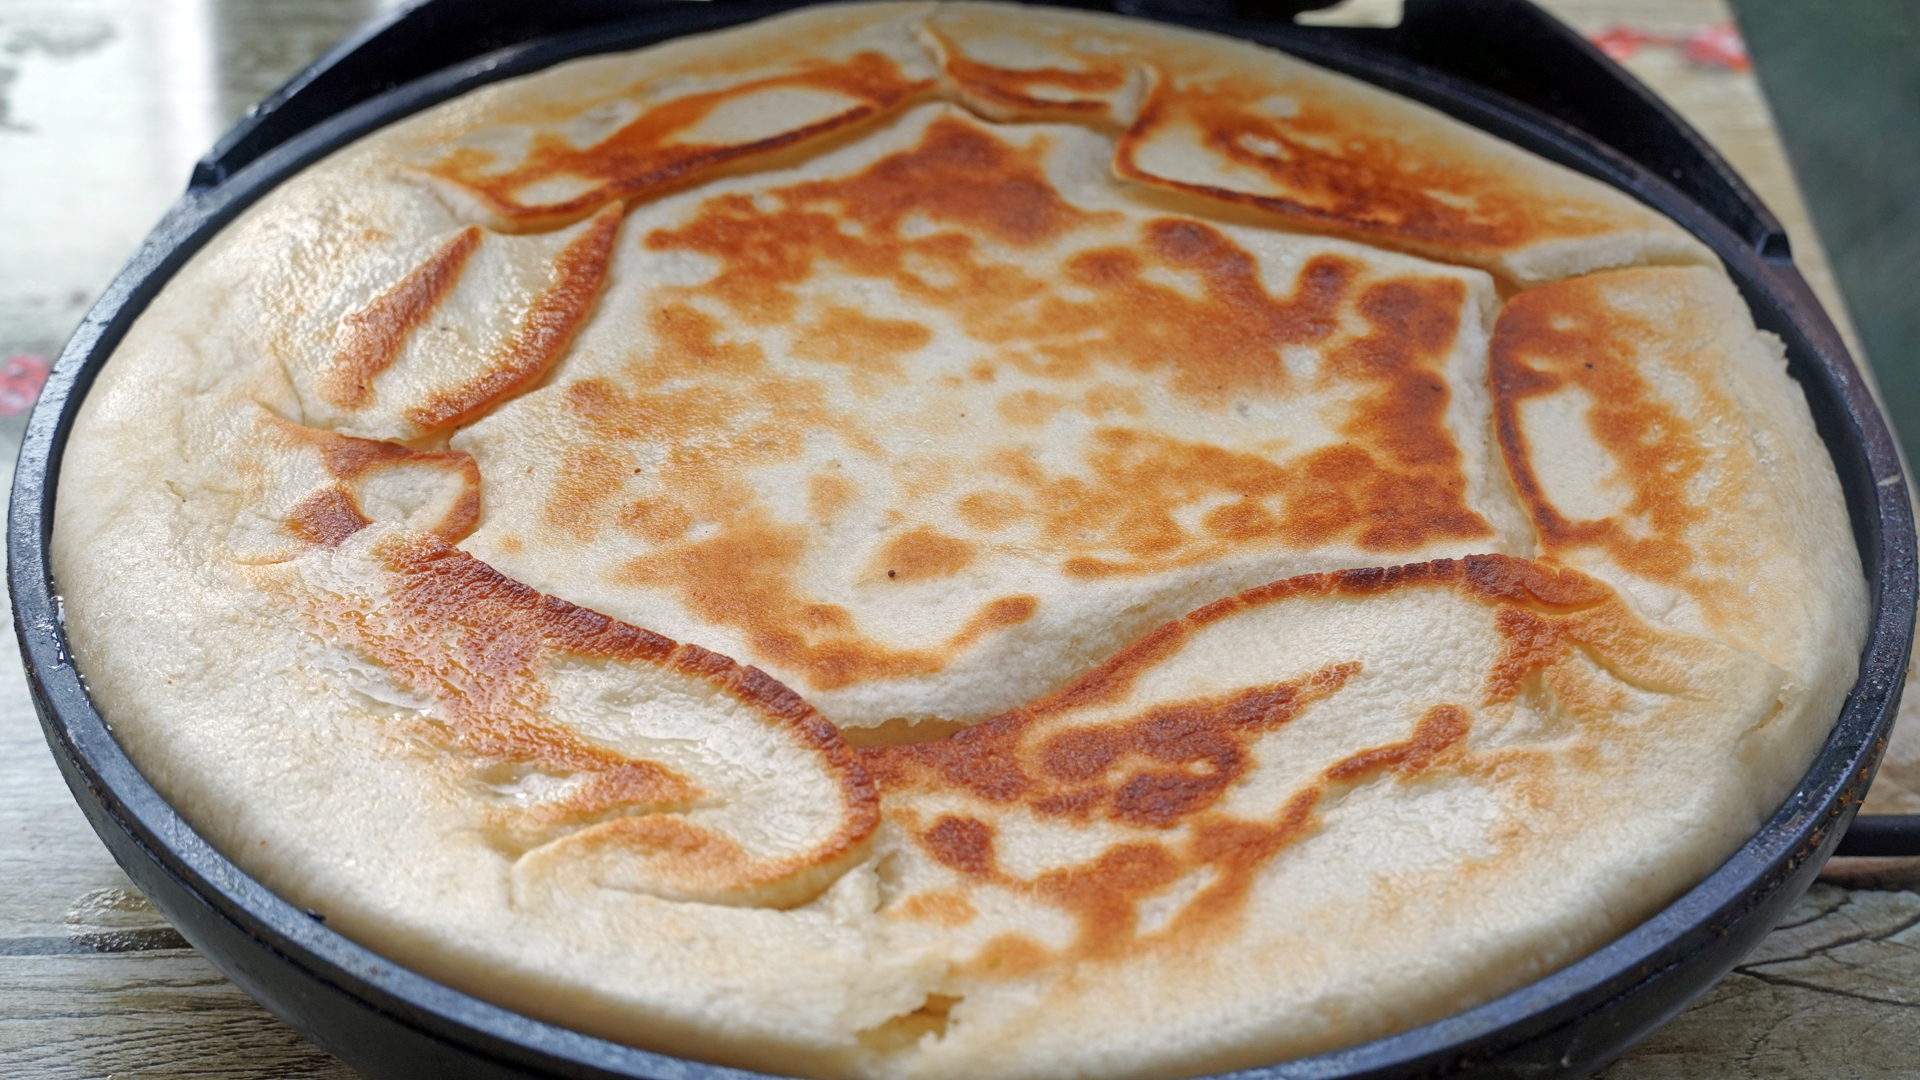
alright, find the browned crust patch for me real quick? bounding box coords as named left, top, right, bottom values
left=287, top=486, right=371, bottom=549
left=529, top=114, right=1493, bottom=690
left=1040, top=553, right=1608, bottom=714
left=1324, top=703, right=1470, bottom=782
left=924, top=24, right=1134, bottom=122
left=320, top=227, right=482, bottom=409
left=275, top=529, right=877, bottom=906
left=274, top=419, right=484, bottom=546
left=1114, top=75, right=1626, bottom=266
left=640, top=113, right=1120, bottom=326
left=866, top=553, right=1615, bottom=962
left=1490, top=272, right=1725, bottom=602
left=406, top=204, right=624, bottom=433
left=615, top=505, right=1040, bottom=691
left=415, top=51, right=936, bottom=232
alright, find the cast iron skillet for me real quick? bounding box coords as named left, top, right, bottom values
left=10, top=1, right=1916, bottom=1077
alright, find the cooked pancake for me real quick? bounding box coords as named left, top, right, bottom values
left=51, top=4, right=1864, bottom=1079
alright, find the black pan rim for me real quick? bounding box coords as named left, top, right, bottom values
left=9, top=2, right=1913, bottom=1078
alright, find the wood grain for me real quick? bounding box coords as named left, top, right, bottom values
left=0, top=950, right=358, bottom=1080
left=0, top=643, right=353, bottom=1077
left=1601, top=882, right=1920, bottom=1079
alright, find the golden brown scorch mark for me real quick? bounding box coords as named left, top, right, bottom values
left=276, top=419, right=483, bottom=547
left=874, top=526, right=976, bottom=583
left=925, top=24, right=1134, bottom=122
left=321, top=228, right=482, bottom=409
left=279, top=529, right=878, bottom=904
left=875, top=671, right=1346, bottom=964
left=536, top=285, right=1051, bottom=694
left=983, top=261, right=1487, bottom=577
left=514, top=116, right=1490, bottom=690
left=286, top=536, right=695, bottom=837
left=617, top=506, right=1038, bottom=691
left=405, top=204, right=624, bottom=433
left=870, top=662, right=1360, bottom=826
left=863, top=553, right=1618, bottom=964
left=1491, top=274, right=1711, bottom=588
left=1482, top=598, right=1685, bottom=721
left=412, top=12, right=1638, bottom=269
left=792, top=305, right=932, bottom=383
left=1115, top=75, right=1623, bottom=263
left=1324, top=703, right=1469, bottom=782
left=539, top=303, right=1037, bottom=694
left=644, top=116, right=1463, bottom=410
left=416, top=51, right=935, bottom=232
left=641, top=113, right=1115, bottom=329
left=642, top=113, right=1487, bottom=497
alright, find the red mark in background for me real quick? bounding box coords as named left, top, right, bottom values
left=0, top=354, right=50, bottom=416
left=1590, top=26, right=1655, bottom=63
left=1589, top=23, right=1750, bottom=72
left=1682, top=24, right=1750, bottom=72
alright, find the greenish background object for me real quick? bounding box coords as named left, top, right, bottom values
left=1733, top=0, right=1920, bottom=462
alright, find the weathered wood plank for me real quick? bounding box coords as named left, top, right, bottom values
left=1600, top=885, right=1920, bottom=1079
left=0, top=949, right=358, bottom=1079
left=0, top=608, right=147, bottom=943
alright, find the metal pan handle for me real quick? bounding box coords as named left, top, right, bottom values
left=1836, top=814, right=1920, bottom=857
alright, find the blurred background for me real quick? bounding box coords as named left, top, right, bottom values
left=0, top=0, right=403, bottom=463
left=1737, top=0, right=1920, bottom=464
left=1, top=0, right=1915, bottom=1076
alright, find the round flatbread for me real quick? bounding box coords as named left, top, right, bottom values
left=52, top=4, right=1865, bottom=1078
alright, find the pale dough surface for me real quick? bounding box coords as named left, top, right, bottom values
left=51, top=4, right=1865, bottom=1079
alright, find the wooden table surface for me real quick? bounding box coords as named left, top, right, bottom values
left=1, top=1, right=1915, bottom=1076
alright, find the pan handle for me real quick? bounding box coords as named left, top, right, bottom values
left=1836, top=814, right=1920, bottom=858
